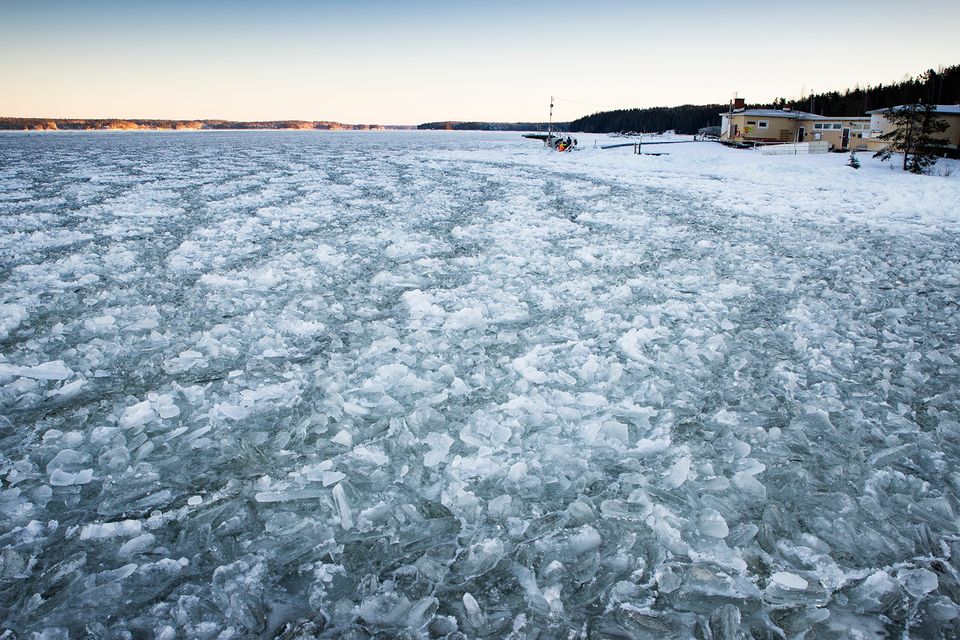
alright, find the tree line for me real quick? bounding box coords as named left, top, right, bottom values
left=417, top=121, right=563, bottom=131
left=569, top=105, right=725, bottom=135
left=569, top=65, right=960, bottom=134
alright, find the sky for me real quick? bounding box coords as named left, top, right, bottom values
left=2, top=0, right=959, bottom=124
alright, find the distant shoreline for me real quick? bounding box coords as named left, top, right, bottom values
left=0, top=128, right=418, bottom=133
left=0, top=117, right=415, bottom=131
left=0, top=128, right=550, bottom=134
left=1, top=117, right=562, bottom=132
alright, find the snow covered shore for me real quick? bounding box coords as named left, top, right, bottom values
left=1, top=130, right=959, bottom=638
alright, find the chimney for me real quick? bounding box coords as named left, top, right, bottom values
left=733, top=97, right=746, bottom=110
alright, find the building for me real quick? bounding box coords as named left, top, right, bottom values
left=720, top=98, right=871, bottom=150
left=864, top=105, right=960, bottom=156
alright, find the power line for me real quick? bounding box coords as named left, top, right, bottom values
left=552, top=96, right=621, bottom=111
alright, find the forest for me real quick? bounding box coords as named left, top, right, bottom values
left=569, top=65, right=960, bottom=134
left=417, top=121, right=560, bottom=131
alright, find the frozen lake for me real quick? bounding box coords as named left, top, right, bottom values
left=1, top=131, right=959, bottom=638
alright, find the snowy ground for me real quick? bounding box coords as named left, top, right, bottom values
left=1, top=130, right=959, bottom=639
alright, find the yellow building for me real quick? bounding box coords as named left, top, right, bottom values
left=720, top=107, right=814, bottom=144
left=720, top=101, right=871, bottom=151
left=807, top=117, right=872, bottom=150
left=864, top=105, right=960, bottom=156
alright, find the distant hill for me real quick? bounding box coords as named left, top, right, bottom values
left=0, top=118, right=415, bottom=131
left=417, top=121, right=567, bottom=132
left=569, top=64, right=960, bottom=134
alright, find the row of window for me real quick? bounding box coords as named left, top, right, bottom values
left=743, top=120, right=871, bottom=131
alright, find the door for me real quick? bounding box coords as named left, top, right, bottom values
left=841, top=128, right=850, bottom=150
left=797, top=127, right=805, bottom=142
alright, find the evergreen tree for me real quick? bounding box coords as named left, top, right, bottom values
left=873, top=103, right=949, bottom=174
left=564, top=64, right=960, bottom=135
left=847, top=151, right=860, bottom=169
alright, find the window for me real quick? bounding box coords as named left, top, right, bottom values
left=832, top=123, right=842, bottom=130
left=746, top=120, right=756, bottom=125
left=813, top=123, right=824, bottom=130
left=758, top=121, right=768, bottom=128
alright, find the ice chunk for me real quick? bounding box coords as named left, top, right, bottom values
left=47, top=379, right=85, bottom=398
left=0, top=360, right=73, bottom=380
left=708, top=604, right=742, bottom=640
left=897, top=568, right=938, bottom=598
left=563, top=525, right=602, bottom=556
left=253, top=489, right=326, bottom=503
left=462, top=592, right=485, bottom=629
left=771, top=572, right=808, bottom=590
left=49, top=468, right=93, bottom=486
left=301, top=461, right=334, bottom=481
left=331, top=430, right=353, bottom=447
left=322, top=471, right=345, bottom=487
left=0, top=303, right=27, bottom=340
left=359, top=592, right=412, bottom=626
left=84, top=315, right=116, bottom=332
left=119, top=401, right=156, bottom=429
left=928, top=596, right=958, bottom=621
left=732, top=471, right=767, bottom=500
left=507, top=461, right=528, bottom=482
left=350, top=445, right=389, bottom=467
left=655, top=566, right=681, bottom=594
left=118, top=533, right=155, bottom=557
left=218, top=403, right=249, bottom=421
left=407, top=596, right=439, bottom=629
left=332, top=483, right=353, bottom=529
left=618, top=327, right=661, bottom=361
left=46, top=449, right=91, bottom=473
left=664, top=456, right=691, bottom=489
left=80, top=520, right=142, bottom=540
left=453, top=538, right=505, bottom=579
left=698, top=509, right=729, bottom=539
left=868, top=443, right=918, bottom=467
left=849, top=571, right=899, bottom=612
left=424, top=432, right=454, bottom=467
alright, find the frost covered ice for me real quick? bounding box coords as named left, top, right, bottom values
left=1, top=130, right=960, bottom=638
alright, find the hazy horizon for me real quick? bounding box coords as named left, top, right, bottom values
left=2, top=0, right=959, bottom=124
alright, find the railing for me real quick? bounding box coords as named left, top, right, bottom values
left=758, top=141, right=831, bottom=155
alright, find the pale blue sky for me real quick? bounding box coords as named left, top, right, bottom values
left=1, top=0, right=958, bottom=123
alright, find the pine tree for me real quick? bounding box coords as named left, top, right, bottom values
left=847, top=151, right=860, bottom=169
left=873, top=103, right=950, bottom=174
left=910, top=103, right=950, bottom=173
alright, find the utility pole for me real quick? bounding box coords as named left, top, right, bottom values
left=547, top=96, right=554, bottom=148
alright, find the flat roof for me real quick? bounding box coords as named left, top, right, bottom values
left=720, top=109, right=823, bottom=119
left=866, top=104, right=960, bottom=115
left=720, top=109, right=871, bottom=121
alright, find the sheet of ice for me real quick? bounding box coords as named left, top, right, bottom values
left=1, top=130, right=959, bottom=639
